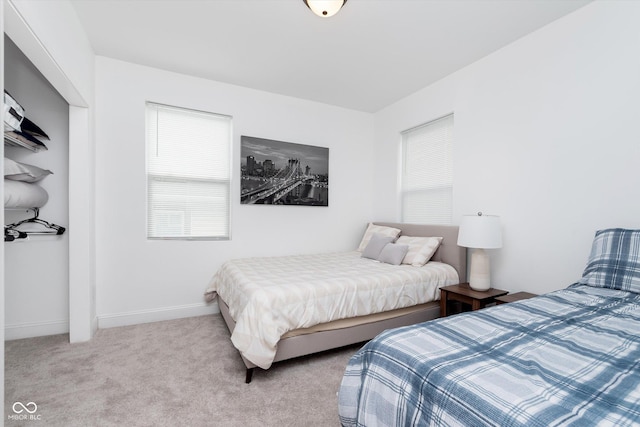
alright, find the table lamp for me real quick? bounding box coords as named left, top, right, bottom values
left=457, top=212, right=502, bottom=291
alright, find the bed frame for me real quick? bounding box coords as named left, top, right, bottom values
left=218, top=222, right=467, bottom=383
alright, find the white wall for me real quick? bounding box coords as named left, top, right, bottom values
left=373, top=0, right=640, bottom=295
left=4, top=35, right=70, bottom=338
left=93, top=57, right=374, bottom=327
left=7, top=0, right=93, bottom=106
left=1, top=0, right=5, bottom=417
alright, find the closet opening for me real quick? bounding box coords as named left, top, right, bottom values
left=4, top=34, right=70, bottom=340
left=3, top=9, right=94, bottom=343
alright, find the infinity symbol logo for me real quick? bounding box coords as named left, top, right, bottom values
left=12, top=401, right=38, bottom=414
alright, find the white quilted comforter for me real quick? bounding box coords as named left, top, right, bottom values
left=206, top=251, right=459, bottom=369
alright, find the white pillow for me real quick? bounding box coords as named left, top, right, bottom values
left=357, top=223, right=401, bottom=252
left=4, top=179, right=49, bottom=208
left=4, top=157, right=53, bottom=182
left=396, top=235, right=443, bottom=267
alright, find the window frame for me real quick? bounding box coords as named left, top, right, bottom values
left=145, top=101, right=232, bottom=241
left=400, top=113, right=454, bottom=225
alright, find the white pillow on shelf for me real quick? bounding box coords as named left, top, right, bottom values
left=4, top=157, right=53, bottom=183
left=4, top=179, right=49, bottom=208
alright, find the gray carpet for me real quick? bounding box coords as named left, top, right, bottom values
left=5, top=315, right=361, bottom=426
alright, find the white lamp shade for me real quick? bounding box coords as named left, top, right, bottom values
left=304, top=0, right=346, bottom=17
left=457, top=214, right=502, bottom=249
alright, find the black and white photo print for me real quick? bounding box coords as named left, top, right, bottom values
left=241, top=136, right=329, bottom=206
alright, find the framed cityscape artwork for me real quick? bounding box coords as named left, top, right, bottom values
left=240, top=135, right=329, bottom=206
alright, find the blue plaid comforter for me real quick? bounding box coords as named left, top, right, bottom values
left=338, top=285, right=640, bottom=426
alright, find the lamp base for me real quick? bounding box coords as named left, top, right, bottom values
left=469, top=248, right=491, bottom=291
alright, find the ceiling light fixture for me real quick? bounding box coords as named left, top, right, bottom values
left=303, top=0, right=347, bottom=18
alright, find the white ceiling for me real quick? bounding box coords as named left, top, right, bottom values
left=70, top=0, right=591, bottom=112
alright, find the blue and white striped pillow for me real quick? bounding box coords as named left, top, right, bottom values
left=579, top=228, right=640, bottom=293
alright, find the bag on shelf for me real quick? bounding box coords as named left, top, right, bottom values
left=4, top=90, right=24, bottom=132
left=4, top=91, right=50, bottom=151
left=21, top=117, right=50, bottom=140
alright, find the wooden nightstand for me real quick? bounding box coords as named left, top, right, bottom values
left=495, top=292, right=538, bottom=304
left=440, top=283, right=508, bottom=317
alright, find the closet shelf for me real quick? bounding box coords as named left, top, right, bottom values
left=4, top=132, right=46, bottom=152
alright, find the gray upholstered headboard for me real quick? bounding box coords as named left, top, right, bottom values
left=373, top=222, right=467, bottom=283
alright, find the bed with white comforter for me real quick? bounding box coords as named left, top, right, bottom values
left=205, top=223, right=466, bottom=381
left=207, top=251, right=458, bottom=369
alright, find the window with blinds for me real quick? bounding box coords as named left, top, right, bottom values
left=146, top=102, right=232, bottom=239
left=401, top=114, right=454, bottom=225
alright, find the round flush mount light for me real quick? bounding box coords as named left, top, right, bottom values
left=303, top=0, right=347, bottom=18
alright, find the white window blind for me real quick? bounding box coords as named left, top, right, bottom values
left=401, top=114, right=454, bottom=225
left=146, top=102, right=231, bottom=239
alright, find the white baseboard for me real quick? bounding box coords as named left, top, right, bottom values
left=5, top=303, right=219, bottom=339
left=5, top=319, right=69, bottom=341
left=97, top=302, right=219, bottom=329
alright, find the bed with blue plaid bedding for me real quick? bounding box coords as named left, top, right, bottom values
left=338, top=284, right=640, bottom=426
